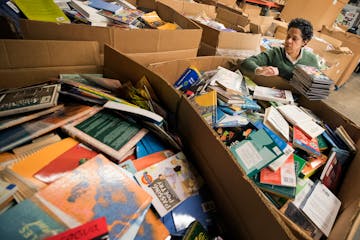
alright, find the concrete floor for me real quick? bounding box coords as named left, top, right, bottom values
left=324, top=72, right=360, bottom=127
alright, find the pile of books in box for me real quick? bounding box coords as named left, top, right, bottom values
left=0, top=74, right=224, bottom=239
left=173, top=64, right=357, bottom=239
left=290, top=64, right=334, bottom=100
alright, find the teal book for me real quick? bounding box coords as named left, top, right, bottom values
left=253, top=173, right=296, bottom=199
left=230, top=128, right=283, bottom=177
left=0, top=198, right=67, bottom=239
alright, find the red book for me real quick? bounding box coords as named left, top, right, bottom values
left=260, top=154, right=296, bottom=187
left=293, top=126, right=320, bottom=156
left=34, top=143, right=98, bottom=183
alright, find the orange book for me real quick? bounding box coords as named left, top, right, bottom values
left=10, top=138, right=79, bottom=187
left=132, top=150, right=174, bottom=171
left=135, top=209, right=170, bottom=240
left=260, top=154, right=296, bottom=187
left=36, top=154, right=152, bottom=240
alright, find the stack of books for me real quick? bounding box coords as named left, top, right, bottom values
left=290, top=64, right=333, bottom=100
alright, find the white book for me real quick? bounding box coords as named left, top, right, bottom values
left=209, top=66, right=243, bottom=94
left=264, top=106, right=289, bottom=141
left=70, top=0, right=109, bottom=24
left=300, top=182, right=341, bottom=237
left=253, top=86, right=294, bottom=104
left=277, top=104, right=324, bottom=138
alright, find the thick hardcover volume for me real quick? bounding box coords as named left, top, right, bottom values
left=230, top=128, right=284, bottom=177
left=0, top=197, right=67, bottom=240
left=0, top=105, right=98, bottom=153
left=0, top=84, right=60, bottom=117
left=61, top=108, right=148, bottom=163
left=134, top=152, right=203, bottom=217
left=36, top=154, right=152, bottom=240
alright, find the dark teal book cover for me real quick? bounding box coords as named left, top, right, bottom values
left=0, top=198, right=66, bottom=240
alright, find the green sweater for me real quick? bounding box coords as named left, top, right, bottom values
left=240, top=47, right=319, bottom=80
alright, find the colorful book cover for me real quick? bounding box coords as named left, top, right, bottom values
left=300, top=154, right=328, bottom=178
left=132, top=150, right=174, bottom=172
left=254, top=173, right=296, bottom=199
left=260, top=154, right=296, bottom=187
left=192, top=90, right=217, bottom=126
left=34, top=142, right=98, bottom=184
left=88, top=0, right=122, bottom=14
left=230, top=128, right=284, bottom=176
left=45, top=217, right=109, bottom=240
left=134, top=209, right=170, bottom=240
left=182, top=221, right=211, bottom=240
left=61, top=108, right=148, bottom=163
left=36, top=154, right=152, bottom=240
left=10, top=138, right=80, bottom=187
left=0, top=105, right=98, bottom=153
left=0, top=197, right=67, bottom=240
left=134, top=152, right=203, bottom=217
left=135, top=133, right=168, bottom=158
left=293, top=126, right=321, bottom=156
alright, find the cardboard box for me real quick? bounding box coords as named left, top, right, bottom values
left=320, top=26, right=360, bottom=88
left=147, top=55, right=360, bottom=240
left=19, top=2, right=202, bottom=66
left=2, top=39, right=359, bottom=239
left=280, top=0, right=349, bottom=31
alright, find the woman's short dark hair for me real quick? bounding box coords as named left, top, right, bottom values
left=288, top=18, right=313, bottom=41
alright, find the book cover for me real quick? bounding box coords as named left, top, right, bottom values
left=134, top=209, right=170, bottom=240
left=230, top=128, right=284, bottom=176
left=140, top=11, right=165, bottom=28
left=44, top=217, right=109, bottom=240
left=135, top=133, right=168, bottom=158
left=300, top=153, right=328, bottom=179
left=12, top=0, right=70, bottom=23
left=300, top=181, right=341, bottom=237
left=209, top=66, right=243, bottom=95
left=36, top=154, right=152, bottom=240
left=61, top=108, right=148, bottom=163
left=0, top=105, right=64, bottom=131
left=134, top=152, right=203, bottom=217
left=0, top=84, right=60, bottom=117
left=0, top=104, right=98, bottom=153
left=260, top=153, right=296, bottom=187
left=253, top=173, right=296, bottom=199
left=174, top=66, right=202, bottom=91
left=132, top=150, right=174, bottom=172
left=34, top=142, right=98, bottom=184
left=88, top=0, right=123, bottom=15
left=0, top=197, right=67, bottom=240
left=292, top=126, right=321, bottom=156
left=277, top=104, right=313, bottom=126
left=264, top=106, right=289, bottom=141
left=253, top=86, right=294, bottom=104
left=69, top=0, right=109, bottom=24
left=182, top=221, right=211, bottom=240
left=335, top=125, right=357, bottom=152
left=192, top=90, right=217, bottom=126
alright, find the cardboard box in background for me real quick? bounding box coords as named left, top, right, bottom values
left=148, top=55, right=360, bottom=240
left=195, top=0, right=237, bottom=8
left=320, top=26, right=360, bottom=88
left=241, top=3, right=262, bottom=18
left=280, top=0, right=349, bottom=31
left=19, top=2, right=202, bottom=66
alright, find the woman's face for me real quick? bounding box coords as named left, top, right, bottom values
left=284, top=27, right=307, bottom=56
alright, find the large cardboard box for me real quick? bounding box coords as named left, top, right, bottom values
left=2, top=39, right=360, bottom=239
left=148, top=56, right=360, bottom=240
left=19, top=2, right=202, bottom=66
left=280, top=0, right=349, bottom=31
left=320, top=26, right=360, bottom=88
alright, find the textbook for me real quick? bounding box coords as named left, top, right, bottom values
left=263, top=106, right=289, bottom=141
left=230, top=128, right=284, bottom=176
left=0, top=104, right=97, bottom=153
left=253, top=86, right=294, bottom=104
left=0, top=84, right=60, bottom=117
left=209, top=66, right=244, bottom=95
left=300, top=153, right=328, bottom=178
left=61, top=108, right=148, bottom=163
left=191, top=90, right=217, bottom=126
left=292, top=126, right=321, bottom=156
left=36, top=154, right=152, bottom=240
left=134, top=209, right=170, bottom=240
left=134, top=152, right=203, bottom=217
left=260, top=154, right=296, bottom=187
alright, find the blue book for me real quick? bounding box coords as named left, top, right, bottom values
left=88, top=0, right=123, bottom=14
left=136, top=133, right=167, bottom=158
left=0, top=198, right=67, bottom=239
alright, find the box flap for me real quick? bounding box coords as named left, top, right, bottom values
left=217, top=31, right=261, bottom=50
left=216, top=4, right=250, bottom=28
left=157, top=0, right=217, bottom=19
left=0, top=39, right=101, bottom=89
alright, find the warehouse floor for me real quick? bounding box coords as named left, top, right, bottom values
left=324, top=72, right=360, bottom=127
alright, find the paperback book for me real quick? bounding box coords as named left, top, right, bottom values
left=134, top=152, right=203, bottom=217
left=253, top=86, right=294, bottom=104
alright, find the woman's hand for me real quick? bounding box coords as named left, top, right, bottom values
left=255, top=66, right=279, bottom=76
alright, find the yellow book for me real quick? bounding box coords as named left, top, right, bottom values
left=10, top=138, right=78, bottom=187
left=13, top=0, right=70, bottom=23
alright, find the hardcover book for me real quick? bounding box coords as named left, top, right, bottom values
left=36, top=154, right=152, bottom=240
left=0, top=84, right=60, bottom=117
left=230, top=128, right=284, bottom=176
left=134, top=152, right=203, bottom=217
left=61, top=108, right=148, bottom=163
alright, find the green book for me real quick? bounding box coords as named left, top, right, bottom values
left=316, top=134, right=329, bottom=151
left=294, top=154, right=307, bottom=176
left=182, top=221, right=210, bottom=240
left=230, top=128, right=283, bottom=177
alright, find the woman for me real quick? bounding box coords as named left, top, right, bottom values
left=240, top=18, right=319, bottom=80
